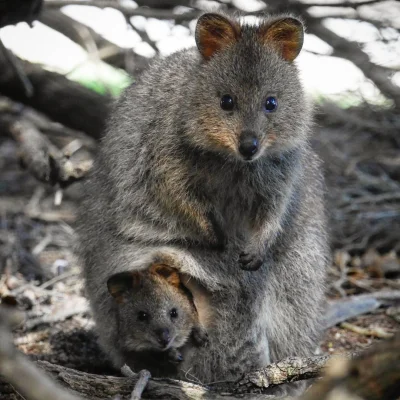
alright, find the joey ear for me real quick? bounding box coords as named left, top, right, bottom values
left=107, top=271, right=141, bottom=302
left=195, top=13, right=240, bottom=60
left=259, top=17, right=304, bottom=62
left=149, top=264, right=181, bottom=288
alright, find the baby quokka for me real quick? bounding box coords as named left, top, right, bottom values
left=107, top=264, right=208, bottom=376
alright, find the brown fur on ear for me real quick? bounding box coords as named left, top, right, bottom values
left=195, top=13, right=240, bottom=60
left=107, top=271, right=141, bottom=303
left=259, top=17, right=304, bottom=62
left=149, top=264, right=181, bottom=288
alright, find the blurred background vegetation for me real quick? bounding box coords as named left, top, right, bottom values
left=3, top=0, right=399, bottom=104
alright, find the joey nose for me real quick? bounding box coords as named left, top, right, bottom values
left=239, top=133, right=259, bottom=160
left=157, top=329, right=171, bottom=347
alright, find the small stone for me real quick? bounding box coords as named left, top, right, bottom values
left=6, top=275, right=20, bottom=290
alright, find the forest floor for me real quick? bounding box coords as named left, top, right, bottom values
left=0, top=105, right=399, bottom=399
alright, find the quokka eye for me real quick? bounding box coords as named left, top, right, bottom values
left=137, top=311, right=149, bottom=321
left=220, top=94, right=234, bottom=111
left=170, top=308, right=178, bottom=319
left=263, top=96, right=278, bottom=113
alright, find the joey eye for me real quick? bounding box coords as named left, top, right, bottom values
left=220, top=94, right=234, bottom=111
left=263, top=97, right=278, bottom=113
left=137, top=311, right=149, bottom=321
left=170, top=308, right=178, bottom=319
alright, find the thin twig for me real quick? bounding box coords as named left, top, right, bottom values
left=39, top=270, right=80, bottom=289
left=131, top=369, right=151, bottom=400
left=340, top=321, right=394, bottom=339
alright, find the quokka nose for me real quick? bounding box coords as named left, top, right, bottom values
left=156, top=329, right=171, bottom=346
left=239, top=136, right=259, bottom=159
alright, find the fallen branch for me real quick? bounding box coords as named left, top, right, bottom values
left=1, top=114, right=93, bottom=187
left=324, top=290, right=400, bottom=328
left=230, top=354, right=345, bottom=394
left=325, top=295, right=381, bottom=327
left=10, top=343, right=400, bottom=400
left=355, top=290, right=400, bottom=302
left=0, top=52, right=110, bottom=140
left=9, top=360, right=249, bottom=400
left=0, top=306, right=344, bottom=400
left=36, top=358, right=329, bottom=399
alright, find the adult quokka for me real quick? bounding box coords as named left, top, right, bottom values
left=77, top=12, right=328, bottom=394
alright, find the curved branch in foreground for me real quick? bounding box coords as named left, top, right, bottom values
left=21, top=358, right=330, bottom=400
left=0, top=306, right=347, bottom=400
left=33, top=336, right=400, bottom=400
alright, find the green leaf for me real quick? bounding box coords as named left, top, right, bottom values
left=67, top=60, right=133, bottom=96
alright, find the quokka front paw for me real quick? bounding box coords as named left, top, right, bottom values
left=192, top=326, right=209, bottom=347
left=239, top=248, right=265, bottom=271
left=167, top=348, right=184, bottom=364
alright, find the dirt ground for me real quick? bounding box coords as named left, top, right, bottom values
left=1, top=113, right=400, bottom=398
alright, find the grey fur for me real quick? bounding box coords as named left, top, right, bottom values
left=106, top=268, right=208, bottom=377
left=77, top=12, right=329, bottom=391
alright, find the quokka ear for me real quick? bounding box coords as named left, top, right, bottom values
left=195, top=13, right=240, bottom=60
left=259, top=17, right=304, bottom=62
left=107, top=271, right=142, bottom=302
left=150, top=264, right=181, bottom=288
